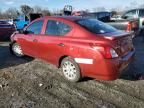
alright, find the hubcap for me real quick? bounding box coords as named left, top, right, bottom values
left=62, top=61, right=77, bottom=80
left=12, top=44, right=23, bottom=56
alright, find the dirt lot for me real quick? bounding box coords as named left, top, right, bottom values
left=0, top=36, right=144, bottom=108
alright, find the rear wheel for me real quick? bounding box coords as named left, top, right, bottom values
left=11, top=43, right=24, bottom=57
left=61, top=57, right=81, bottom=82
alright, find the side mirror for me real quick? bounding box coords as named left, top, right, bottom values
left=18, top=29, right=29, bottom=34
left=18, top=29, right=24, bottom=34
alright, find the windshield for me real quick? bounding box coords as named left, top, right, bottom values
left=76, top=19, right=117, bottom=34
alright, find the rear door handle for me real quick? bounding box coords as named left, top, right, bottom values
left=58, top=43, right=65, bottom=47
left=33, top=39, right=38, bottom=42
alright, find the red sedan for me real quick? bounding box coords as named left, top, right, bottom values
left=10, top=16, right=135, bottom=82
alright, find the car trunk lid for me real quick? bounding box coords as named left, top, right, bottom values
left=103, top=31, right=134, bottom=57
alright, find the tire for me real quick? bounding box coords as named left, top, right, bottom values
left=11, top=42, right=24, bottom=57
left=61, top=57, right=81, bottom=82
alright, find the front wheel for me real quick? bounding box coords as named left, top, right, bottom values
left=61, top=57, right=81, bottom=82
left=11, top=43, right=24, bottom=57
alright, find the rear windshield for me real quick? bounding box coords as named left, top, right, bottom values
left=76, top=19, right=117, bottom=34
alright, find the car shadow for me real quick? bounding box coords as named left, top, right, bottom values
left=80, top=77, right=94, bottom=82
left=120, top=66, right=144, bottom=81
left=0, top=44, right=34, bottom=70
left=120, top=69, right=142, bottom=81
left=119, top=36, right=144, bottom=81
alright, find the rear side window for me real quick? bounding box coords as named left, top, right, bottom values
left=26, top=20, right=43, bottom=35
left=123, top=10, right=137, bottom=19
left=45, top=20, right=71, bottom=36
left=139, top=10, right=144, bottom=17
left=76, top=19, right=117, bottom=34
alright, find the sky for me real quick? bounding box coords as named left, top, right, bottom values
left=0, top=0, right=144, bottom=12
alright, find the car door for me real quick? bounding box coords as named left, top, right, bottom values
left=35, top=19, right=72, bottom=65
left=17, top=19, right=44, bottom=57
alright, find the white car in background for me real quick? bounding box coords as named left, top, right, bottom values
left=7, top=19, right=14, bottom=25
left=111, top=15, right=122, bottom=20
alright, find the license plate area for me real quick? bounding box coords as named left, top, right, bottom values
left=120, top=36, right=133, bottom=55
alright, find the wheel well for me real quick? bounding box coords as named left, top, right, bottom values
left=9, top=41, right=16, bottom=54
left=12, top=41, right=16, bottom=44
left=58, top=55, right=68, bottom=67
left=11, top=41, right=17, bottom=46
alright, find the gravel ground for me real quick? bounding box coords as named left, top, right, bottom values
left=0, top=36, right=144, bottom=108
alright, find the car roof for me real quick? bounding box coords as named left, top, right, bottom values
left=136, top=8, right=144, bottom=10
left=43, top=16, right=85, bottom=21
left=127, top=8, right=144, bottom=12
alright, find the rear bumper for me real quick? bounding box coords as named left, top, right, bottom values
left=79, top=50, right=135, bottom=81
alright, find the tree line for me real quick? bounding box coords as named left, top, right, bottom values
left=0, top=1, right=144, bottom=19
left=0, top=5, right=51, bottom=19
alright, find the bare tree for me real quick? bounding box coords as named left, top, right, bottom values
left=21, top=5, right=34, bottom=15
left=93, top=7, right=106, bottom=12
left=41, top=9, right=51, bottom=16
left=5, top=8, right=19, bottom=19
left=111, top=11, right=117, bottom=16
left=52, top=9, right=62, bottom=15
left=0, top=8, right=19, bottom=19
left=33, top=6, right=42, bottom=13
left=111, top=7, right=124, bottom=15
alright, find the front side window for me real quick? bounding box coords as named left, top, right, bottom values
left=26, top=20, right=43, bottom=35
left=45, top=20, right=71, bottom=36
left=76, top=19, right=117, bottom=34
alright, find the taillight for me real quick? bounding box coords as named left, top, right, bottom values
left=126, top=22, right=132, bottom=32
left=103, top=47, right=118, bottom=59
left=90, top=44, right=119, bottom=59
left=109, top=48, right=119, bottom=58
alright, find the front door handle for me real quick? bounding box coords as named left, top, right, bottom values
left=33, top=39, right=38, bottom=42
left=58, top=43, right=65, bottom=47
